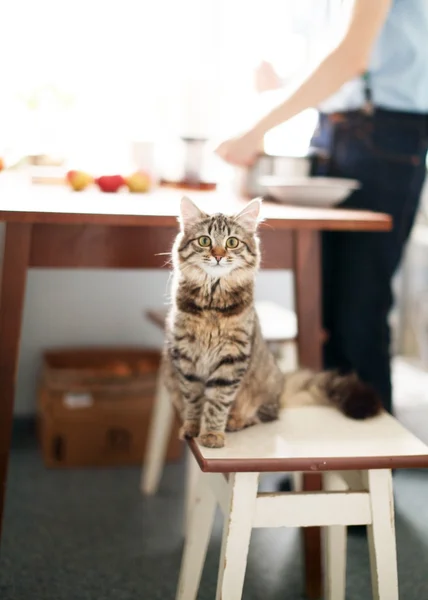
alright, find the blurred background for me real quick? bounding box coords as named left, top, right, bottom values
left=0, top=0, right=323, bottom=170
left=0, top=0, right=336, bottom=163
left=0, top=0, right=325, bottom=416
left=0, top=0, right=426, bottom=423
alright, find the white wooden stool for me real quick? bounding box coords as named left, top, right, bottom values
left=141, top=301, right=298, bottom=497
left=176, top=406, right=428, bottom=600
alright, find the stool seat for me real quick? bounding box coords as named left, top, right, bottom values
left=189, top=406, right=428, bottom=473
left=176, top=407, right=428, bottom=600
left=255, top=300, right=297, bottom=341
left=146, top=300, right=298, bottom=341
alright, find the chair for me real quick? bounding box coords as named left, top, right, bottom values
left=141, top=301, right=298, bottom=499
left=176, top=405, right=428, bottom=600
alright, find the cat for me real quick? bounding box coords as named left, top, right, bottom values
left=160, top=196, right=381, bottom=449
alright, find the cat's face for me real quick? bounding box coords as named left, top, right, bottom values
left=174, top=197, right=261, bottom=280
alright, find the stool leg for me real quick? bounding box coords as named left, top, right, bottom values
left=183, top=446, right=199, bottom=536
left=302, top=473, right=323, bottom=600
left=323, top=472, right=347, bottom=600
left=292, top=471, right=303, bottom=491
left=140, top=378, right=174, bottom=495
left=176, top=473, right=217, bottom=600
left=364, top=469, right=398, bottom=600
left=216, top=472, right=259, bottom=600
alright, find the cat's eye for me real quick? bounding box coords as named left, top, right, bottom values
left=226, top=237, right=239, bottom=249
left=198, top=236, right=211, bottom=247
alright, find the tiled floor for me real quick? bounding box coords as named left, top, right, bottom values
left=1, top=436, right=428, bottom=599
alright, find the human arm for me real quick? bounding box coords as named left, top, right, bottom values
left=216, top=0, right=392, bottom=166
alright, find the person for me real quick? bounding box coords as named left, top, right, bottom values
left=216, top=0, right=428, bottom=415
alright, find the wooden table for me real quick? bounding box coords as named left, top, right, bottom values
left=0, top=182, right=391, bottom=598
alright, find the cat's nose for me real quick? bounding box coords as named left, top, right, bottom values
left=212, top=247, right=226, bottom=263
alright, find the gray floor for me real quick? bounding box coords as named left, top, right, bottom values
left=1, top=432, right=428, bottom=600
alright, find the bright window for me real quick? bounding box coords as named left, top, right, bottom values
left=0, top=0, right=335, bottom=168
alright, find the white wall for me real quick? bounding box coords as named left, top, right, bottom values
left=14, top=268, right=293, bottom=415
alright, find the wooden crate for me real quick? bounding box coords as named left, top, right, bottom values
left=37, top=347, right=182, bottom=468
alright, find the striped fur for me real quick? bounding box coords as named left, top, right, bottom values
left=162, top=197, right=382, bottom=449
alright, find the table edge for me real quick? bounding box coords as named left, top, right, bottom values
left=0, top=211, right=392, bottom=231
left=188, top=440, right=428, bottom=472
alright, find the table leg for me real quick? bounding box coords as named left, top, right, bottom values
left=293, top=229, right=323, bottom=600
left=0, top=223, right=32, bottom=541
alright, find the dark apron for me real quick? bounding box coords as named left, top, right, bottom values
left=309, top=73, right=428, bottom=413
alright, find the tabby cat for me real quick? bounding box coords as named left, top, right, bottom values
left=161, top=196, right=381, bottom=448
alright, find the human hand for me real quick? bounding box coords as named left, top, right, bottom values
left=254, top=60, right=282, bottom=93
left=215, top=131, right=263, bottom=167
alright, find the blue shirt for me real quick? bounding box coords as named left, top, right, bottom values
left=320, top=0, right=428, bottom=114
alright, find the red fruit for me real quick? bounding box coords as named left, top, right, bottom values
left=95, top=175, right=125, bottom=193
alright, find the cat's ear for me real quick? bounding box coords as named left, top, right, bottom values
left=234, top=198, right=261, bottom=232
left=179, top=196, right=207, bottom=230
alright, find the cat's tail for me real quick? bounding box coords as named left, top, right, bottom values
left=280, top=369, right=382, bottom=419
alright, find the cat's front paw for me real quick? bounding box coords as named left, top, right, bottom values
left=179, top=420, right=200, bottom=440
left=199, top=431, right=225, bottom=449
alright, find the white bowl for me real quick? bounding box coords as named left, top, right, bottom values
left=259, top=176, right=361, bottom=208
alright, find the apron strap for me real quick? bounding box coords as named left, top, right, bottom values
left=362, top=71, right=374, bottom=115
